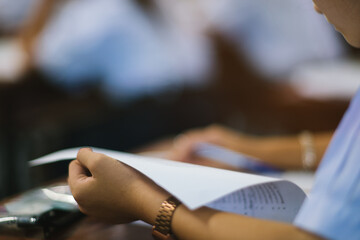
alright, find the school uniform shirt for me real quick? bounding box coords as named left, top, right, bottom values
left=294, top=88, right=360, bottom=240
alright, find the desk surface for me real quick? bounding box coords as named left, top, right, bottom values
left=0, top=217, right=154, bottom=240
left=0, top=186, right=154, bottom=240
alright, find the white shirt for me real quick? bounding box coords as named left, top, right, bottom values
left=294, top=88, right=360, bottom=240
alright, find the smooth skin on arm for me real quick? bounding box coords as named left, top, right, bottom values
left=171, top=205, right=322, bottom=240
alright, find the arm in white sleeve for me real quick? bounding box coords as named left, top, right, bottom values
left=294, top=89, right=360, bottom=240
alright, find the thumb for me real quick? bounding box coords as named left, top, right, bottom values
left=76, top=147, right=96, bottom=170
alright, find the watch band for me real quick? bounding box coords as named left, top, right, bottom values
left=152, top=196, right=181, bottom=240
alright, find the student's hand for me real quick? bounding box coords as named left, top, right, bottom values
left=167, top=125, right=331, bottom=170
left=167, top=125, right=261, bottom=165
left=68, top=148, right=168, bottom=224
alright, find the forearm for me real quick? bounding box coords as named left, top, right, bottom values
left=139, top=193, right=322, bottom=240
left=136, top=184, right=322, bottom=240
left=133, top=177, right=170, bottom=225
left=128, top=178, right=326, bottom=240
left=170, top=205, right=323, bottom=240
left=242, top=132, right=332, bottom=170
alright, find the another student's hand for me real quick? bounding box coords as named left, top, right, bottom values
left=167, top=125, right=331, bottom=170
left=168, top=125, right=260, bottom=164
left=68, top=148, right=168, bottom=224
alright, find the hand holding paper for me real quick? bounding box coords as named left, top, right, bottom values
left=68, top=148, right=168, bottom=225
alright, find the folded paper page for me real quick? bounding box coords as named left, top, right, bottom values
left=29, top=147, right=306, bottom=222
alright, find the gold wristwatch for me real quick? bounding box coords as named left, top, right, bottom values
left=152, top=196, right=181, bottom=240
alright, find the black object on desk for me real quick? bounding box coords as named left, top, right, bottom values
left=0, top=209, right=83, bottom=239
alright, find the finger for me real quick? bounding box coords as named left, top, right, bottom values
left=68, top=160, right=91, bottom=189
left=172, top=148, right=192, bottom=162
left=172, top=128, right=221, bottom=161
left=76, top=147, right=98, bottom=170
left=76, top=148, right=119, bottom=176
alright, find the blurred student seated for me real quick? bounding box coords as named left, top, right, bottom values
left=0, top=0, right=213, bottom=101
left=0, top=0, right=346, bottom=103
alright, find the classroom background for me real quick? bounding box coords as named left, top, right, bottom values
left=0, top=0, right=359, bottom=199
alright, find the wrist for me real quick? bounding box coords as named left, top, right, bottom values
left=231, top=135, right=263, bottom=156
left=246, top=137, right=298, bottom=169
left=236, top=136, right=270, bottom=160
left=132, top=180, right=170, bottom=225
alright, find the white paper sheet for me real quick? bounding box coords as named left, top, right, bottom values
left=29, top=147, right=305, bottom=222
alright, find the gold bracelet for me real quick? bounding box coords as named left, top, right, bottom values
left=299, top=131, right=317, bottom=170
left=152, top=196, right=181, bottom=240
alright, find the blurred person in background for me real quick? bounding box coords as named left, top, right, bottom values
left=0, top=0, right=350, bottom=197
left=0, top=0, right=41, bottom=81
left=0, top=0, right=345, bottom=101
left=197, top=0, right=344, bottom=79
left=0, top=0, right=349, bottom=141
left=0, top=0, right=213, bottom=101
